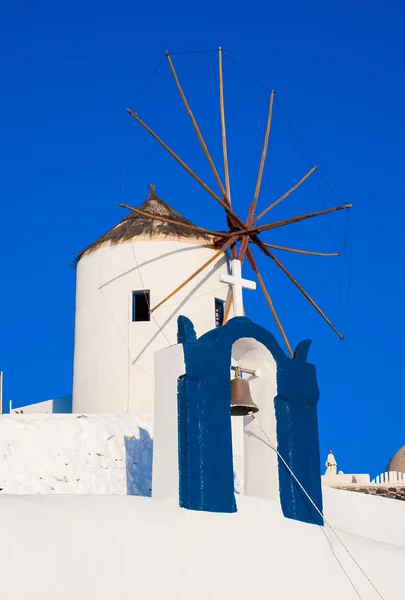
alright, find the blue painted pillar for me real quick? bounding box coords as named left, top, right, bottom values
left=178, top=339, right=236, bottom=513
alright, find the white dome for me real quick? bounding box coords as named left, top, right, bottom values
left=387, top=445, right=405, bottom=474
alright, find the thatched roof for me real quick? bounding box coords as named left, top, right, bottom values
left=74, top=185, right=216, bottom=264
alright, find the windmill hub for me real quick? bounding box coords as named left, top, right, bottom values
left=123, top=48, right=351, bottom=357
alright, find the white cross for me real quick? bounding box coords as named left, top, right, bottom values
left=220, top=259, right=256, bottom=317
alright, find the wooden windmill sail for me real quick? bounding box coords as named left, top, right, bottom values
left=122, top=48, right=351, bottom=357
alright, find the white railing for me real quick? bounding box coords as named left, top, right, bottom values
left=371, top=471, right=405, bottom=485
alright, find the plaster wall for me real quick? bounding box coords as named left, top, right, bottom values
left=73, top=239, right=233, bottom=414
left=322, top=473, right=370, bottom=486
left=323, top=485, right=405, bottom=547
left=10, top=399, right=54, bottom=414
left=8, top=395, right=73, bottom=415
left=152, top=344, right=185, bottom=505
left=0, top=414, right=153, bottom=495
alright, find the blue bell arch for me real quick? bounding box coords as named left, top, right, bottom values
left=177, top=315, right=323, bottom=525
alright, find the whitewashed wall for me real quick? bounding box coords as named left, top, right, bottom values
left=152, top=344, right=185, bottom=505
left=0, top=414, right=153, bottom=495
left=73, top=238, right=233, bottom=414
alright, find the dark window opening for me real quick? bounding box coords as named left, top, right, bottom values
left=132, top=291, right=150, bottom=322
left=215, top=299, right=224, bottom=328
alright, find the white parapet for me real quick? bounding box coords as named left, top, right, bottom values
left=322, top=473, right=371, bottom=487
left=0, top=413, right=153, bottom=495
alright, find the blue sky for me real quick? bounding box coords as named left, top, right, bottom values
left=1, top=0, right=404, bottom=477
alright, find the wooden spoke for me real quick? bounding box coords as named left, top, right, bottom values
left=214, top=203, right=351, bottom=239
left=237, top=238, right=249, bottom=264
left=127, top=109, right=226, bottom=211
left=239, top=90, right=275, bottom=262
left=230, top=235, right=237, bottom=260
left=250, top=90, right=275, bottom=218
left=223, top=289, right=233, bottom=325
left=259, top=246, right=344, bottom=339
left=120, top=204, right=231, bottom=239
left=218, top=47, right=231, bottom=206
left=218, top=47, right=236, bottom=255
left=246, top=248, right=293, bottom=357
left=212, top=204, right=351, bottom=238
left=126, top=108, right=246, bottom=231
left=253, top=204, right=352, bottom=234
left=262, top=242, right=340, bottom=257
left=254, top=166, right=318, bottom=223
left=166, top=51, right=227, bottom=200
left=149, top=235, right=239, bottom=314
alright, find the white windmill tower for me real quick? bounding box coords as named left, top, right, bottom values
left=72, top=185, right=237, bottom=414
left=73, top=48, right=351, bottom=415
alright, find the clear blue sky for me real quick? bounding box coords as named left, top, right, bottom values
left=1, top=0, right=404, bottom=477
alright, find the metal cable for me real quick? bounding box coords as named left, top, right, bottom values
left=129, top=57, right=165, bottom=109
left=223, top=51, right=347, bottom=205
left=169, top=49, right=218, bottom=56
left=122, top=56, right=173, bottom=348
left=249, top=412, right=387, bottom=600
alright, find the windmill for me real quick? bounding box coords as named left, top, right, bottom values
left=121, top=48, right=351, bottom=358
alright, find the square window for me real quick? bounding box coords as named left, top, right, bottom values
left=215, top=298, right=224, bottom=328
left=132, top=291, right=150, bottom=322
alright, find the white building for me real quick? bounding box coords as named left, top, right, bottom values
left=72, top=185, right=234, bottom=414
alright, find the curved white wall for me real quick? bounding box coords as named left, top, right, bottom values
left=232, top=338, right=279, bottom=503
left=73, top=238, right=233, bottom=414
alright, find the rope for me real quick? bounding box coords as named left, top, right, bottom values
left=169, top=49, right=218, bottom=56
left=315, top=186, right=352, bottom=389
left=122, top=58, right=173, bottom=349
left=223, top=52, right=273, bottom=95
left=223, top=51, right=347, bottom=205
left=129, top=57, right=164, bottom=109
left=317, top=207, right=352, bottom=390
left=249, top=412, right=387, bottom=600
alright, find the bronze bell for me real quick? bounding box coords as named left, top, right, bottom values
left=230, top=368, right=259, bottom=416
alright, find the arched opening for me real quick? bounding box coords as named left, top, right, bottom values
left=231, top=338, right=280, bottom=505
